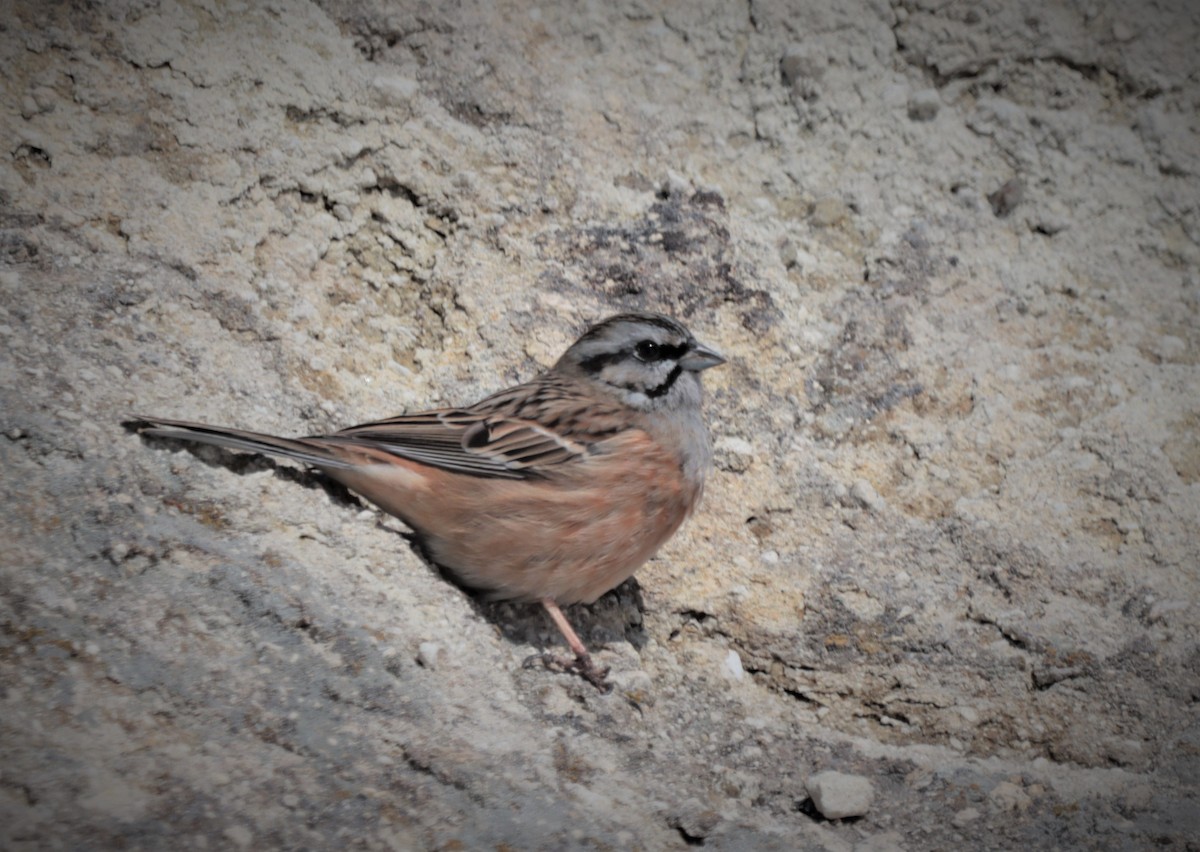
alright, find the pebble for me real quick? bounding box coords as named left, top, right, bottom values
left=988, top=178, right=1025, bottom=217
left=723, top=649, right=745, bottom=681
left=781, top=43, right=823, bottom=87
left=1147, top=599, right=1188, bottom=624
left=952, top=806, right=981, bottom=827
left=1154, top=335, right=1185, bottom=362
left=417, top=642, right=444, bottom=669
left=988, top=780, right=1031, bottom=812
left=849, top=479, right=885, bottom=512
left=669, top=800, right=721, bottom=842
left=714, top=436, right=754, bottom=473
left=372, top=74, right=419, bottom=106
left=907, top=88, right=941, bottom=121
left=805, top=771, right=874, bottom=819
left=809, top=197, right=851, bottom=228
left=663, top=170, right=691, bottom=198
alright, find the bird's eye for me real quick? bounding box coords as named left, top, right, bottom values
left=634, top=340, right=661, bottom=362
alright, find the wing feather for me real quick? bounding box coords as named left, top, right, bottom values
left=323, top=377, right=612, bottom=479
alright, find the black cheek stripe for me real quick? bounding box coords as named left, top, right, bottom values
left=645, top=364, right=683, bottom=399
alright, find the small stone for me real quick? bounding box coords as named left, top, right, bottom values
left=417, top=642, right=444, bottom=669
left=715, top=436, right=754, bottom=473
left=1147, top=599, right=1188, bottom=624
left=810, top=197, right=851, bottom=228
left=1104, top=737, right=1146, bottom=766
left=1154, top=335, right=1186, bottom=362
left=723, top=649, right=745, bottom=681
left=663, top=170, right=691, bottom=198
left=781, top=43, right=823, bottom=87
left=988, top=178, right=1024, bottom=217
left=805, top=771, right=874, bottom=819
left=849, top=479, right=884, bottom=512
left=952, top=806, right=981, bottom=827
left=988, top=780, right=1031, bottom=812
left=1032, top=206, right=1071, bottom=236
left=372, top=74, right=420, bottom=106
left=907, top=88, right=941, bottom=121
left=669, top=800, right=721, bottom=842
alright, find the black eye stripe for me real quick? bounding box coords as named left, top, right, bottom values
left=578, top=351, right=624, bottom=373
left=635, top=341, right=687, bottom=362
left=579, top=342, right=689, bottom=373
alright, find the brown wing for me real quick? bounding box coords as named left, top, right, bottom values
left=322, top=373, right=633, bottom=480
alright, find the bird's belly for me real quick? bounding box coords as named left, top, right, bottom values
left=336, top=460, right=698, bottom=605
left=427, top=479, right=694, bottom=605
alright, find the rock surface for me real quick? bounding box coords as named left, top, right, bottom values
left=2, top=0, right=1198, bottom=849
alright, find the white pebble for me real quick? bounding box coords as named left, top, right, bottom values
left=805, top=771, right=874, bottom=819
left=372, top=74, right=419, bottom=105
left=723, top=649, right=745, bottom=681
left=417, top=642, right=444, bottom=669
left=952, top=806, right=981, bottom=827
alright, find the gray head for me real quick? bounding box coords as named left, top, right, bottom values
left=555, top=312, right=725, bottom=411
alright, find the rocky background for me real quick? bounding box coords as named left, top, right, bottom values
left=2, top=0, right=1198, bottom=849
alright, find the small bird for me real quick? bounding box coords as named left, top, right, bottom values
left=136, top=312, right=724, bottom=689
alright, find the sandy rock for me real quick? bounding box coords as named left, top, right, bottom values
left=1, top=0, right=1198, bottom=850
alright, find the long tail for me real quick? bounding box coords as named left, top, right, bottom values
left=134, top=415, right=356, bottom=470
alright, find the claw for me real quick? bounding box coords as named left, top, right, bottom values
left=523, top=651, right=613, bottom=692
left=573, top=653, right=613, bottom=692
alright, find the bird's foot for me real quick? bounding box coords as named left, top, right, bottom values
left=523, top=651, right=612, bottom=693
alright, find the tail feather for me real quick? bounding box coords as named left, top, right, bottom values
left=134, top=415, right=355, bottom=470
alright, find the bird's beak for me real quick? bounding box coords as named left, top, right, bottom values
left=680, top=341, right=726, bottom=371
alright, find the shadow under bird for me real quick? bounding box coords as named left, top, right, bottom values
left=135, top=311, right=724, bottom=689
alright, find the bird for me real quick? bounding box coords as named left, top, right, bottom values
left=136, top=311, right=725, bottom=689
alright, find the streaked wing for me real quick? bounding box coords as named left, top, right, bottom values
left=323, top=376, right=618, bottom=480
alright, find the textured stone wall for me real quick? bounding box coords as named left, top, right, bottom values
left=2, top=1, right=1197, bottom=848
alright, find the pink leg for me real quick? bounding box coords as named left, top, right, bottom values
left=541, top=598, right=590, bottom=657
left=533, top=598, right=612, bottom=691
